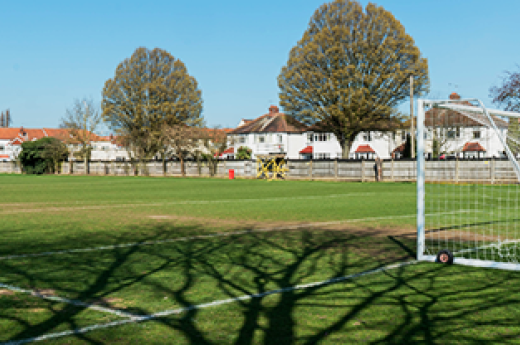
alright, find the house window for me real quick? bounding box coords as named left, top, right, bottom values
left=447, top=130, right=456, bottom=139
left=401, top=131, right=406, bottom=141
left=473, top=130, right=481, bottom=139
left=0, top=146, right=4, bottom=151
left=315, top=153, right=330, bottom=159
left=278, top=135, right=283, bottom=143
left=307, top=133, right=313, bottom=142
left=258, top=136, right=265, bottom=143
left=444, top=127, right=460, bottom=139
left=363, top=132, right=372, bottom=141
left=239, top=136, right=245, bottom=144
left=314, top=133, right=328, bottom=142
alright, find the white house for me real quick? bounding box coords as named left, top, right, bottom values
left=423, top=93, right=509, bottom=159
left=227, top=105, right=309, bottom=159
left=0, top=127, right=46, bottom=162
left=226, top=105, right=403, bottom=160
left=0, top=127, right=129, bottom=162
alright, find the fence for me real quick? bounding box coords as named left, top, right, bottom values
left=0, top=159, right=518, bottom=183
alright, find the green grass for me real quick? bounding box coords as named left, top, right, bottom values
left=1, top=175, right=520, bottom=344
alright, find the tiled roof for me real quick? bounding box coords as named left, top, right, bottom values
left=463, top=142, right=486, bottom=152
left=355, top=144, right=375, bottom=153
left=0, top=154, right=9, bottom=159
left=392, top=143, right=405, bottom=153
left=299, top=146, right=313, bottom=154
left=0, top=128, right=25, bottom=139
left=222, top=147, right=234, bottom=154
left=215, top=147, right=234, bottom=157
left=0, top=127, right=110, bottom=145
left=44, top=128, right=104, bottom=142
left=0, top=128, right=46, bottom=141
left=230, top=106, right=308, bottom=134
left=424, top=104, right=508, bottom=128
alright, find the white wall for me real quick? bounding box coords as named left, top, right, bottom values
left=424, top=126, right=507, bottom=158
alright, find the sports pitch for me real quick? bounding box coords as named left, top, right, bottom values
left=2, top=175, right=520, bottom=344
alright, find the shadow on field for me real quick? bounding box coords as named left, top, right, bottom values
left=2, top=224, right=520, bottom=344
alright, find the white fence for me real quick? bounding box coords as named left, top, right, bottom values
left=0, top=159, right=517, bottom=183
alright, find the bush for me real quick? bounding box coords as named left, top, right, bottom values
left=236, top=146, right=252, bottom=160
left=18, top=137, right=68, bottom=174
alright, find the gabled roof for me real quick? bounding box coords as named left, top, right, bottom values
left=215, top=147, right=234, bottom=158
left=0, top=127, right=113, bottom=145
left=0, top=127, right=46, bottom=142
left=299, top=146, right=313, bottom=154
left=44, top=128, right=104, bottom=142
left=463, top=142, right=486, bottom=152
left=424, top=95, right=508, bottom=129
left=11, top=138, right=23, bottom=145
left=392, top=143, right=405, bottom=153
left=355, top=144, right=375, bottom=153
left=229, top=106, right=308, bottom=134
left=0, top=128, right=24, bottom=140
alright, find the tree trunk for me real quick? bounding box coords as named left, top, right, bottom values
left=180, top=155, right=186, bottom=176
left=162, top=157, right=167, bottom=176
left=339, top=132, right=357, bottom=159
left=209, top=160, right=216, bottom=176
left=131, top=158, right=138, bottom=176
left=341, top=139, right=354, bottom=159
left=160, top=150, right=167, bottom=176
left=85, top=154, right=90, bottom=175
left=69, top=152, right=74, bottom=174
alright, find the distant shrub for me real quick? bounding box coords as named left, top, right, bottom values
left=18, top=137, right=68, bottom=174
left=236, top=146, right=252, bottom=160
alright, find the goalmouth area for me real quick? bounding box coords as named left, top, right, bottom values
left=2, top=175, right=520, bottom=344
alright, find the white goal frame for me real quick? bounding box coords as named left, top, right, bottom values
left=417, top=98, right=520, bottom=270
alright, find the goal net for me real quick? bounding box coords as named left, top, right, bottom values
left=417, top=98, right=520, bottom=270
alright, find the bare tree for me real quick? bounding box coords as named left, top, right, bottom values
left=61, top=98, right=102, bottom=174
left=41, top=139, right=69, bottom=174
left=490, top=67, right=520, bottom=155
left=0, top=110, right=12, bottom=128
left=162, top=125, right=199, bottom=177
left=490, top=67, right=520, bottom=112
left=198, top=128, right=228, bottom=176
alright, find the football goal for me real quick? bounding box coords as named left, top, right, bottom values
left=417, top=98, right=520, bottom=270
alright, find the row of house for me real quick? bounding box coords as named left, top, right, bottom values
left=0, top=127, right=129, bottom=162
left=223, top=93, right=510, bottom=160
left=0, top=93, right=510, bottom=162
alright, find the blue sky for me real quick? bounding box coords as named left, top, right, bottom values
left=1, top=0, right=518, bottom=133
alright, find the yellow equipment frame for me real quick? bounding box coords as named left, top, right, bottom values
left=256, top=154, right=289, bottom=181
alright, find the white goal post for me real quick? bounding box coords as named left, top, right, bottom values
left=417, top=98, right=520, bottom=270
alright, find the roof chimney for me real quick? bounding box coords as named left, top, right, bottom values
left=269, top=105, right=279, bottom=114
left=449, top=92, right=461, bottom=100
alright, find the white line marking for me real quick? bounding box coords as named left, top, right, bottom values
left=0, top=282, right=139, bottom=320
left=1, top=261, right=416, bottom=345
left=0, top=210, right=466, bottom=261
left=0, top=192, right=406, bottom=215
left=453, top=239, right=520, bottom=255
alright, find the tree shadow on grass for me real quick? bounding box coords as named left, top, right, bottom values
left=2, top=223, right=520, bottom=344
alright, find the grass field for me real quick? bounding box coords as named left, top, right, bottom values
left=2, top=175, right=520, bottom=344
